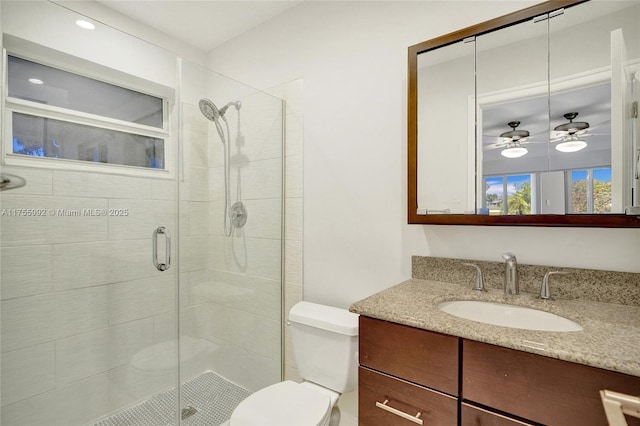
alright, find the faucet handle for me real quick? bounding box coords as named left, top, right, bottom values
left=540, top=271, right=568, bottom=300
left=462, top=263, right=486, bottom=292
left=501, top=252, right=517, bottom=262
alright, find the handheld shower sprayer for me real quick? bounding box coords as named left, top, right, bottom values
left=197, top=98, right=246, bottom=236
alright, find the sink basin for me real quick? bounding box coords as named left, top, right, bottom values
left=437, top=300, right=582, bottom=332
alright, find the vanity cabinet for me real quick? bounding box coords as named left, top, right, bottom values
left=463, top=339, right=640, bottom=426
left=359, top=316, right=640, bottom=426
left=359, top=367, right=457, bottom=425
left=358, top=316, right=458, bottom=425
left=461, top=403, right=535, bottom=426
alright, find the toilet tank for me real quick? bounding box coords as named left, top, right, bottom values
left=288, top=301, right=359, bottom=394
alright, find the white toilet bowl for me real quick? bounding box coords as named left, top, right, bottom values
left=229, top=381, right=339, bottom=426
left=228, top=302, right=359, bottom=426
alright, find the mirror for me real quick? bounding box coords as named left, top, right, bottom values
left=409, top=0, right=640, bottom=227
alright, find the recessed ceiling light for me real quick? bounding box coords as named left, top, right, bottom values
left=555, top=140, right=587, bottom=153
left=28, top=78, right=44, bottom=85
left=75, top=20, right=96, bottom=30
left=501, top=146, right=528, bottom=158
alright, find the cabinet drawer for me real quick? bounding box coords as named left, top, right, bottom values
left=463, top=339, right=640, bottom=426
left=359, top=316, right=459, bottom=395
left=359, top=366, right=457, bottom=426
left=461, top=403, right=535, bottom=426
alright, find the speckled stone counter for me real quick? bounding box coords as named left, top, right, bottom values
left=412, top=256, right=640, bottom=306
left=349, top=278, right=640, bottom=377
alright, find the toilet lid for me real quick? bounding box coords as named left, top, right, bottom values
left=230, top=381, right=331, bottom=426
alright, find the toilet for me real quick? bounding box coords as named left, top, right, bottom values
left=228, top=301, right=359, bottom=426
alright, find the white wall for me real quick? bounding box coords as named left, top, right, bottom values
left=207, top=1, right=640, bottom=309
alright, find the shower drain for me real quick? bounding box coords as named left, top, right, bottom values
left=181, top=406, right=198, bottom=420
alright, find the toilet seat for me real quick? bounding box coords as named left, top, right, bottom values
left=230, top=381, right=332, bottom=426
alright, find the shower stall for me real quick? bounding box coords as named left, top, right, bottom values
left=0, top=2, right=284, bottom=425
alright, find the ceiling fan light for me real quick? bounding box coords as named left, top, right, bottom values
left=501, top=146, right=528, bottom=158
left=555, top=140, right=587, bottom=153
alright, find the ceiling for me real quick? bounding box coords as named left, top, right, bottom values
left=96, top=0, right=303, bottom=52
left=482, top=82, right=612, bottom=163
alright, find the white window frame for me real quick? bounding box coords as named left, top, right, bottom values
left=566, top=167, right=613, bottom=214
left=483, top=173, right=536, bottom=215
left=2, top=42, right=175, bottom=179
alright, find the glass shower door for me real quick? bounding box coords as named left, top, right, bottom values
left=177, top=60, right=284, bottom=424
left=0, top=2, right=180, bottom=425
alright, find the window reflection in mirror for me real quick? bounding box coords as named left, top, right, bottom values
left=477, top=13, right=548, bottom=216
left=549, top=2, right=638, bottom=214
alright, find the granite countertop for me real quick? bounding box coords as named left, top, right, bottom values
left=349, top=278, right=640, bottom=377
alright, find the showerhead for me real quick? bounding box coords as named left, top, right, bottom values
left=199, top=98, right=242, bottom=143
left=199, top=98, right=226, bottom=142
left=199, top=98, right=221, bottom=122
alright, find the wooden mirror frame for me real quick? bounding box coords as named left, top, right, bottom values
left=408, top=0, right=640, bottom=227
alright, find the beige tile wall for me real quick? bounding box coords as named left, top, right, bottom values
left=0, top=83, right=293, bottom=425
left=0, top=163, right=179, bottom=425
left=186, top=86, right=286, bottom=392
left=266, top=79, right=304, bottom=383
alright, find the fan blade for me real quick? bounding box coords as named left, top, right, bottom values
left=484, top=142, right=508, bottom=150
left=587, top=119, right=611, bottom=131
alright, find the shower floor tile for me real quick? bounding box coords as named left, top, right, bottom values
left=92, top=371, right=251, bottom=426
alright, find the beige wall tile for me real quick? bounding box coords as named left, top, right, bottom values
left=186, top=201, right=209, bottom=236
left=52, top=171, right=152, bottom=199
left=285, top=154, right=303, bottom=198
left=208, top=165, right=225, bottom=201
left=0, top=343, right=55, bottom=407
left=285, top=197, right=303, bottom=241
left=241, top=198, right=282, bottom=240
left=1, top=372, right=109, bottom=426
left=151, top=179, right=177, bottom=201
left=0, top=166, right=53, bottom=195
left=184, top=130, right=209, bottom=168
left=55, top=318, right=154, bottom=386
left=209, top=235, right=281, bottom=281
left=108, top=199, right=176, bottom=241
left=108, top=362, right=175, bottom=416
left=285, top=240, right=303, bottom=285
left=108, top=275, right=176, bottom=326
left=181, top=167, right=209, bottom=201
left=1, top=245, right=52, bottom=299
left=180, top=236, right=209, bottom=272
left=53, top=240, right=157, bottom=291
left=1, top=286, right=109, bottom=352
left=233, top=158, right=282, bottom=200
left=0, top=196, right=109, bottom=246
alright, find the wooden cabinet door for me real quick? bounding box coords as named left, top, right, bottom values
left=461, top=403, right=535, bottom=426
left=359, top=366, right=457, bottom=426
left=359, top=316, right=459, bottom=395
left=463, top=339, right=640, bottom=426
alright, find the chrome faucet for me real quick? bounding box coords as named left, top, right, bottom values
left=539, top=271, right=567, bottom=300
left=462, top=263, right=486, bottom=292
left=501, top=252, right=519, bottom=295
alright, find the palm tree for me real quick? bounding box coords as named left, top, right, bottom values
left=507, top=182, right=531, bottom=215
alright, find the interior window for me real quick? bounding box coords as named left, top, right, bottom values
left=568, top=168, right=612, bottom=214
left=5, top=54, right=168, bottom=171
left=484, top=174, right=533, bottom=215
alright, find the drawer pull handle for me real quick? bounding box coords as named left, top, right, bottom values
left=375, top=399, right=424, bottom=425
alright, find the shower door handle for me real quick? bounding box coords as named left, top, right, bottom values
left=152, top=226, right=171, bottom=271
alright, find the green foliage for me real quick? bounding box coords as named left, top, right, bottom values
left=507, top=182, right=531, bottom=215
left=571, top=180, right=612, bottom=213
left=486, top=193, right=499, bottom=202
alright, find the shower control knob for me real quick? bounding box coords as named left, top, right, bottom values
left=230, top=201, right=248, bottom=228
